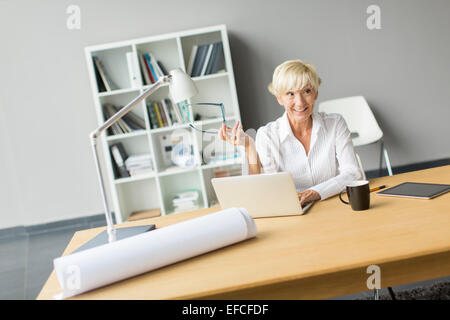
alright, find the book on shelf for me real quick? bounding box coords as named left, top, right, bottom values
left=157, top=60, right=168, bottom=76
left=138, top=52, right=152, bottom=85
left=93, top=58, right=107, bottom=92
left=200, top=43, right=214, bottom=76
left=137, top=51, right=169, bottom=85
left=186, top=45, right=198, bottom=76
left=110, top=142, right=130, bottom=178
left=153, top=102, right=163, bottom=127
left=189, top=41, right=225, bottom=77
left=160, top=99, right=173, bottom=126
left=144, top=53, right=158, bottom=82
left=126, top=52, right=140, bottom=88
left=205, top=42, right=225, bottom=75
left=149, top=52, right=167, bottom=78
left=92, top=56, right=119, bottom=92
left=161, top=99, right=177, bottom=126
left=190, top=44, right=209, bottom=77
left=103, top=103, right=146, bottom=135
left=146, top=99, right=182, bottom=129
left=138, top=51, right=155, bottom=84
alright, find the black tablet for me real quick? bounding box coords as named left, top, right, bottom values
left=376, top=182, right=450, bottom=199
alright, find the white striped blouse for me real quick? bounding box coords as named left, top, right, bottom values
left=246, top=111, right=362, bottom=200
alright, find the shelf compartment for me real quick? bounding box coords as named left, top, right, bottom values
left=151, top=128, right=197, bottom=172
left=135, top=39, right=180, bottom=84
left=180, top=30, right=226, bottom=76
left=202, top=163, right=242, bottom=207
left=189, top=76, right=234, bottom=119
left=90, top=45, right=134, bottom=92
left=107, top=135, right=154, bottom=180
left=159, top=170, right=205, bottom=215
left=116, top=178, right=161, bottom=221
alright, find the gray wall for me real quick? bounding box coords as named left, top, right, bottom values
left=1, top=0, right=449, bottom=229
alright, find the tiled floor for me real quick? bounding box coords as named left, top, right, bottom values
left=0, top=218, right=107, bottom=300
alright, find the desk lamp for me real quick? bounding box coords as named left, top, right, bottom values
left=88, top=69, right=198, bottom=248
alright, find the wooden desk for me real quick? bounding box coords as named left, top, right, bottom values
left=37, top=166, right=450, bottom=300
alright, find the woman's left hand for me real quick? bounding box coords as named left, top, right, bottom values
left=297, top=190, right=321, bottom=206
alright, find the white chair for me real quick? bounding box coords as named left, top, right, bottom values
left=318, top=96, right=393, bottom=176
left=355, top=153, right=367, bottom=180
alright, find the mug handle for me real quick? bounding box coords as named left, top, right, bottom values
left=339, top=191, right=349, bottom=205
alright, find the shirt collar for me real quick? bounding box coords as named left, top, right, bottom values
left=279, top=112, right=324, bottom=143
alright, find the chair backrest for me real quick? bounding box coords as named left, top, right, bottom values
left=318, top=96, right=383, bottom=147
left=355, top=153, right=367, bottom=180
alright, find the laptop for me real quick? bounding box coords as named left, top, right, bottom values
left=211, top=172, right=314, bottom=218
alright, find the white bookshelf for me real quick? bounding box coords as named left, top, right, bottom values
left=85, top=25, right=243, bottom=223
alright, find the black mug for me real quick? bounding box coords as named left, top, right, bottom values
left=339, top=180, right=370, bottom=211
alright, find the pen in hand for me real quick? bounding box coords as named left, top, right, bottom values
left=370, top=185, right=387, bottom=193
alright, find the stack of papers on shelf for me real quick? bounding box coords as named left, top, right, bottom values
left=172, top=190, right=200, bottom=213
left=125, top=154, right=153, bottom=177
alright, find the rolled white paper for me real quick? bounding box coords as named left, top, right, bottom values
left=53, top=207, right=257, bottom=299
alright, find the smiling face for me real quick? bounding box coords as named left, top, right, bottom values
left=276, top=85, right=318, bottom=124
left=268, top=60, right=321, bottom=126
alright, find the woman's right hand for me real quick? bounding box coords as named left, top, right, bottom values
left=218, top=121, right=251, bottom=147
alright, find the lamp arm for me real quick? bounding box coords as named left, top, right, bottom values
left=89, top=75, right=171, bottom=243
left=90, top=75, right=171, bottom=140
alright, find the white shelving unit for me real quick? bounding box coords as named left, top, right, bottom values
left=85, top=25, right=243, bottom=223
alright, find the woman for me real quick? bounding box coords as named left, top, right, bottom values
left=218, top=60, right=362, bottom=206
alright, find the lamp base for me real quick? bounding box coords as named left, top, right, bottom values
left=72, top=225, right=156, bottom=254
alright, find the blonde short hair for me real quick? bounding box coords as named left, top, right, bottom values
left=268, top=60, right=321, bottom=96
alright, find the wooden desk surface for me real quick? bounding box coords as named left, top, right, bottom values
left=37, top=166, right=450, bottom=300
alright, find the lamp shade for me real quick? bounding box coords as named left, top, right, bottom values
left=169, top=68, right=198, bottom=103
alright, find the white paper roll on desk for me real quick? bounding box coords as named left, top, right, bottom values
left=53, top=207, right=257, bottom=299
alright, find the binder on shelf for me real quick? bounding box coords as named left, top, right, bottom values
left=110, top=142, right=130, bottom=178
left=159, top=134, right=174, bottom=167
left=126, top=52, right=140, bottom=88
left=103, top=104, right=145, bottom=135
